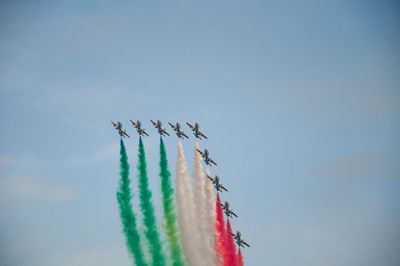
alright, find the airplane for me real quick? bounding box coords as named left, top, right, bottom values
left=186, top=122, right=208, bottom=139
left=220, top=201, right=238, bottom=218
left=197, top=148, right=217, bottom=166
left=207, top=174, right=228, bottom=192
left=111, top=121, right=129, bottom=138
left=151, top=120, right=170, bottom=137
left=111, top=121, right=122, bottom=130
left=231, top=231, right=250, bottom=248
left=130, top=119, right=149, bottom=137
left=169, top=122, right=189, bottom=139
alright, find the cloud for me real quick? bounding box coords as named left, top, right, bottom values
left=60, top=142, right=119, bottom=168
left=56, top=247, right=130, bottom=266
left=31, top=85, right=162, bottom=130
left=314, top=151, right=399, bottom=181
left=0, top=175, right=73, bottom=204
left=268, top=85, right=400, bottom=120
left=0, top=141, right=118, bottom=173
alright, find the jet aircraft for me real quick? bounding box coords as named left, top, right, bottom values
left=231, top=231, right=250, bottom=248
left=111, top=121, right=129, bottom=138
left=207, top=174, right=228, bottom=192
left=130, top=119, right=149, bottom=137
left=151, top=120, right=170, bottom=137
left=197, top=148, right=217, bottom=166
left=169, top=122, right=189, bottom=139
left=186, top=122, right=208, bottom=139
left=112, top=121, right=122, bottom=130
left=220, top=201, right=238, bottom=218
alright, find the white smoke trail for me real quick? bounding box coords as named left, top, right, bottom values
left=192, top=143, right=206, bottom=241
left=204, top=168, right=217, bottom=266
left=176, top=142, right=201, bottom=266
left=192, top=143, right=216, bottom=266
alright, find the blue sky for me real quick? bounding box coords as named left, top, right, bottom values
left=0, top=1, right=399, bottom=265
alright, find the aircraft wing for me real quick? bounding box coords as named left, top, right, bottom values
left=210, top=159, right=217, bottom=166
left=150, top=120, right=156, bottom=126
left=243, top=241, right=250, bottom=247
left=231, top=211, right=238, bottom=218
left=196, top=149, right=204, bottom=156
left=122, top=132, right=130, bottom=138
left=200, top=132, right=208, bottom=139
left=186, top=122, right=194, bottom=129
left=220, top=185, right=228, bottom=192
left=207, top=175, right=214, bottom=182
left=143, top=131, right=149, bottom=137
left=168, top=122, right=175, bottom=129
left=182, top=133, right=189, bottom=139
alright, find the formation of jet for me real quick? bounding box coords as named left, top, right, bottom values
left=151, top=120, right=170, bottom=137
left=111, top=119, right=250, bottom=249
left=187, top=122, right=208, bottom=139
left=232, top=231, right=250, bottom=248
left=207, top=175, right=228, bottom=192
left=111, top=121, right=130, bottom=138
left=197, top=148, right=217, bottom=166
left=169, top=122, right=189, bottom=139
left=220, top=201, right=238, bottom=218
left=112, top=120, right=209, bottom=140
left=130, top=120, right=149, bottom=137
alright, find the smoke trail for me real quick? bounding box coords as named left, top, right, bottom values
left=225, top=220, right=237, bottom=266
left=191, top=143, right=208, bottom=264
left=237, top=249, right=244, bottom=266
left=215, top=193, right=227, bottom=266
left=176, top=142, right=200, bottom=266
left=159, top=138, right=185, bottom=266
left=137, top=137, right=166, bottom=266
left=203, top=169, right=217, bottom=266
left=116, top=139, right=147, bottom=266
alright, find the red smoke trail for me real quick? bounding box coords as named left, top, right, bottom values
left=225, top=219, right=237, bottom=266
left=237, top=249, right=244, bottom=266
left=215, top=193, right=226, bottom=266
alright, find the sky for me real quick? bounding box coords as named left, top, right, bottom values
left=0, top=0, right=399, bottom=265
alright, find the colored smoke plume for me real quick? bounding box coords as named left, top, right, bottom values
left=225, top=219, right=237, bottom=266
left=237, top=249, right=244, bottom=266
left=137, top=137, right=166, bottom=265
left=159, top=138, right=185, bottom=266
left=215, top=193, right=227, bottom=266
left=116, top=139, right=147, bottom=266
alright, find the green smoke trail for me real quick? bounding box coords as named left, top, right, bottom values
left=116, top=139, right=147, bottom=266
left=159, top=137, right=185, bottom=266
left=137, top=137, right=166, bottom=266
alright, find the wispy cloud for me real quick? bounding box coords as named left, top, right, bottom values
left=0, top=141, right=118, bottom=172
left=268, top=85, right=400, bottom=119
left=31, top=85, right=162, bottom=129
left=314, top=151, right=399, bottom=181
left=0, top=175, right=73, bottom=205
left=56, top=247, right=129, bottom=266
left=60, top=142, right=119, bottom=168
